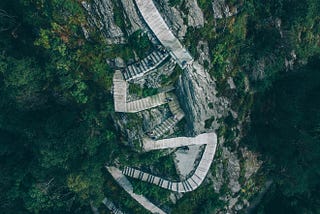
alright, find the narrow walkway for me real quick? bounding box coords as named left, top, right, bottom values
left=167, top=93, right=185, bottom=120
left=134, top=0, right=193, bottom=68
left=106, top=166, right=167, bottom=214
left=113, top=70, right=128, bottom=112
left=148, top=116, right=177, bottom=139
left=126, top=92, right=168, bottom=113
left=148, top=93, right=185, bottom=139
left=122, top=132, right=217, bottom=193
left=124, top=49, right=169, bottom=81
left=143, top=132, right=216, bottom=151
left=113, top=70, right=170, bottom=113
left=102, top=197, right=125, bottom=214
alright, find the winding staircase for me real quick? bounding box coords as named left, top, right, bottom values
left=107, top=0, right=218, bottom=213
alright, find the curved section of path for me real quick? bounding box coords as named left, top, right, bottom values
left=134, top=0, right=193, bottom=68
left=113, top=70, right=170, bottom=113
left=106, top=166, right=167, bottom=214
left=123, top=132, right=217, bottom=193
left=143, top=132, right=216, bottom=151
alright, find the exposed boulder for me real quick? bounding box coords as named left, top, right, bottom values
left=197, top=41, right=211, bottom=66
left=186, top=0, right=204, bottom=28
left=227, top=77, right=236, bottom=89
left=212, top=0, right=237, bottom=19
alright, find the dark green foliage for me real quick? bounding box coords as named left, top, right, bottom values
left=204, top=116, right=215, bottom=129
left=160, top=64, right=183, bottom=86
left=131, top=179, right=172, bottom=205
left=172, top=182, right=225, bottom=213
left=129, top=83, right=158, bottom=98
left=168, top=0, right=182, bottom=7
left=244, top=58, right=320, bottom=213
left=128, top=30, right=153, bottom=59
left=0, top=0, right=117, bottom=212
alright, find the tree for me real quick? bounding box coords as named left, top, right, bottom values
left=0, top=55, right=47, bottom=109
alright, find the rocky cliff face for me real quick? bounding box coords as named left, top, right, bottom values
left=177, top=62, right=228, bottom=134
left=155, top=0, right=187, bottom=38
left=185, top=0, right=204, bottom=28
left=82, top=0, right=125, bottom=44
left=212, top=0, right=238, bottom=19
left=120, top=0, right=145, bottom=33
left=154, top=0, right=204, bottom=38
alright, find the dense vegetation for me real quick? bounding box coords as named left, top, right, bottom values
left=0, top=0, right=118, bottom=212
left=0, top=0, right=319, bottom=213
left=244, top=57, right=320, bottom=213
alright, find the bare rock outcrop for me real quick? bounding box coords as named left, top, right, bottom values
left=120, top=0, right=145, bottom=33
left=186, top=0, right=204, bottom=28
left=153, top=0, right=204, bottom=38
left=155, top=0, right=188, bottom=38
left=223, top=147, right=241, bottom=193
left=177, top=62, right=228, bottom=133
left=212, top=0, right=237, bottom=19
left=197, top=40, right=212, bottom=67
left=82, top=0, right=125, bottom=44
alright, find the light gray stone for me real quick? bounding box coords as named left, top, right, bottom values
left=186, top=0, right=204, bottom=27
left=82, top=0, right=125, bottom=44
left=120, top=0, right=145, bottom=33
left=177, top=62, right=229, bottom=133
left=212, top=0, right=238, bottom=19
left=155, top=0, right=188, bottom=38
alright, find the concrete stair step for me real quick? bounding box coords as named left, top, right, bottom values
left=128, top=66, right=134, bottom=77
left=151, top=116, right=178, bottom=139
left=150, top=54, right=157, bottom=63
left=153, top=51, right=161, bottom=61
left=141, top=59, right=148, bottom=70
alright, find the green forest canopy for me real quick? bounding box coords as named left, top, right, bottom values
left=244, top=57, right=320, bottom=213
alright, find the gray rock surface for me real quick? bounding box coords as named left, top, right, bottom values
left=241, top=147, right=262, bottom=179
left=252, top=58, right=266, bottom=80
left=114, top=57, right=126, bottom=68
left=155, top=0, right=187, bottom=38
left=212, top=162, right=224, bottom=192
left=227, top=77, right=236, bottom=89
left=174, top=145, right=202, bottom=179
left=212, top=0, right=237, bottom=19
left=186, top=0, right=204, bottom=27
left=120, top=0, right=145, bottom=33
left=177, top=62, right=229, bottom=133
left=197, top=41, right=211, bottom=66
left=82, top=0, right=125, bottom=44
left=142, top=107, right=170, bottom=132
left=113, top=114, right=144, bottom=145
left=223, top=147, right=241, bottom=193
